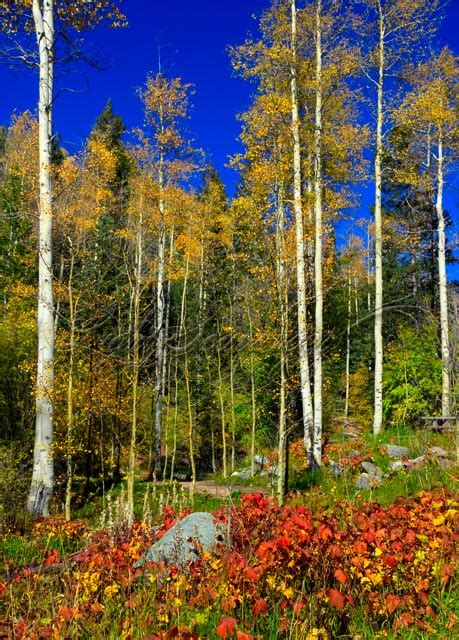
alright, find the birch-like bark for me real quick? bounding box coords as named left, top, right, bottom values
left=291, top=0, right=314, bottom=462
left=312, top=0, right=323, bottom=467
left=373, top=2, right=384, bottom=435
left=247, top=296, right=257, bottom=478
left=28, top=0, right=55, bottom=517
left=216, top=331, right=227, bottom=479
left=436, top=132, right=450, bottom=416
left=127, top=196, right=143, bottom=521
left=64, top=241, right=76, bottom=521
left=344, top=266, right=351, bottom=418
left=153, top=150, right=166, bottom=478
left=275, top=184, right=289, bottom=505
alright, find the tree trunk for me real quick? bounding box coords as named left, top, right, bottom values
left=153, top=154, right=166, bottom=478
left=313, top=0, right=323, bottom=467
left=291, top=0, right=314, bottom=463
left=127, top=197, right=143, bottom=521
left=276, top=184, right=289, bottom=505
left=373, top=6, right=384, bottom=435
left=65, top=241, right=76, bottom=521
left=436, top=132, right=450, bottom=416
left=28, top=0, right=55, bottom=517
left=216, top=331, right=227, bottom=479
left=344, top=265, right=351, bottom=418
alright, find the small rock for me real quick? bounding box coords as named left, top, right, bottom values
left=356, top=473, right=381, bottom=489
left=361, top=461, right=384, bottom=479
left=348, top=450, right=362, bottom=458
left=231, top=470, right=241, bottom=478
left=437, top=458, right=454, bottom=469
left=427, top=447, right=448, bottom=458
left=253, top=455, right=269, bottom=468
left=390, top=456, right=425, bottom=473
left=330, top=461, right=343, bottom=477
left=406, top=455, right=425, bottom=469
left=238, top=468, right=252, bottom=481
left=267, top=464, right=278, bottom=477
left=386, top=444, right=410, bottom=459
left=135, top=512, right=222, bottom=569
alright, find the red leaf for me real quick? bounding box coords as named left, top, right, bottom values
left=236, top=632, right=254, bottom=640
left=329, top=588, right=346, bottom=610
left=253, top=598, right=268, bottom=616
left=386, top=594, right=401, bottom=615
left=244, top=567, right=259, bottom=582
left=384, top=555, right=397, bottom=567
left=58, top=605, right=75, bottom=621
left=215, top=617, right=237, bottom=639
left=334, top=568, right=347, bottom=584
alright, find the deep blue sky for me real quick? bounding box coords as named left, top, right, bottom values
left=1, top=0, right=458, bottom=277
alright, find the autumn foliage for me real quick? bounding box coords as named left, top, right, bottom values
left=1, top=489, right=457, bottom=638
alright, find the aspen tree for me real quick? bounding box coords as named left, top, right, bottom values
left=361, top=0, right=440, bottom=434
left=396, top=48, right=458, bottom=416
left=0, top=0, right=125, bottom=516
left=291, top=0, right=314, bottom=462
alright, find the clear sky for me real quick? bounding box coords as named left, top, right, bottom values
left=1, top=0, right=458, bottom=278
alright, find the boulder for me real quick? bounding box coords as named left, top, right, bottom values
left=390, top=455, right=425, bottom=473
left=356, top=473, right=381, bottom=490
left=361, top=461, right=384, bottom=479
left=253, top=455, right=269, bottom=469
left=426, top=446, right=448, bottom=458
left=385, top=444, right=410, bottom=459
left=135, top=512, right=222, bottom=569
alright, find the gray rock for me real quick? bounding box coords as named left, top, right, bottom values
left=356, top=473, right=381, bottom=490
left=267, top=464, right=278, bottom=477
left=330, top=461, right=343, bottom=477
left=390, top=456, right=425, bottom=473
left=437, top=458, right=454, bottom=469
left=427, top=447, right=448, bottom=458
left=253, top=455, right=269, bottom=468
left=135, top=512, right=221, bottom=569
left=240, top=468, right=253, bottom=480
left=361, top=461, right=384, bottom=479
left=386, top=444, right=410, bottom=459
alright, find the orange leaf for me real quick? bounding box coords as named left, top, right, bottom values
left=58, top=605, right=75, bottom=621
left=334, top=568, right=347, bottom=584
left=215, top=617, right=237, bottom=639
left=386, top=594, right=401, bottom=615
left=329, top=588, right=346, bottom=610
left=236, top=632, right=254, bottom=640
left=253, top=598, right=268, bottom=616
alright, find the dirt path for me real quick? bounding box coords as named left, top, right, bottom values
left=180, top=479, right=269, bottom=498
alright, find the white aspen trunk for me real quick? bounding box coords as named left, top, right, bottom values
left=161, top=228, right=174, bottom=480
left=153, top=152, right=166, bottom=478
left=127, top=196, right=143, bottom=521
left=312, top=0, right=323, bottom=467
left=181, top=260, right=196, bottom=494
left=372, top=5, right=384, bottom=435
left=229, top=294, right=236, bottom=473
left=291, top=0, right=314, bottom=463
left=276, top=184, right=289, bottom=505
left=216, top=331, right=227, bottom=479
left=247, top=296, right=257, bottom=478
left=436, top=133, right=450, bottom=416
left=344, top=265, right=351, bottom=418
left=65, top=241, right=76, bottom=521
left=367, top=223, right=372, bottom=311
left=28, top=0, right=55, bottom=517
left=169, top=262, right=188, bottom=481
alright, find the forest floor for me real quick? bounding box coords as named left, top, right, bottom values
left=1, top=424, right=458, bottom=639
